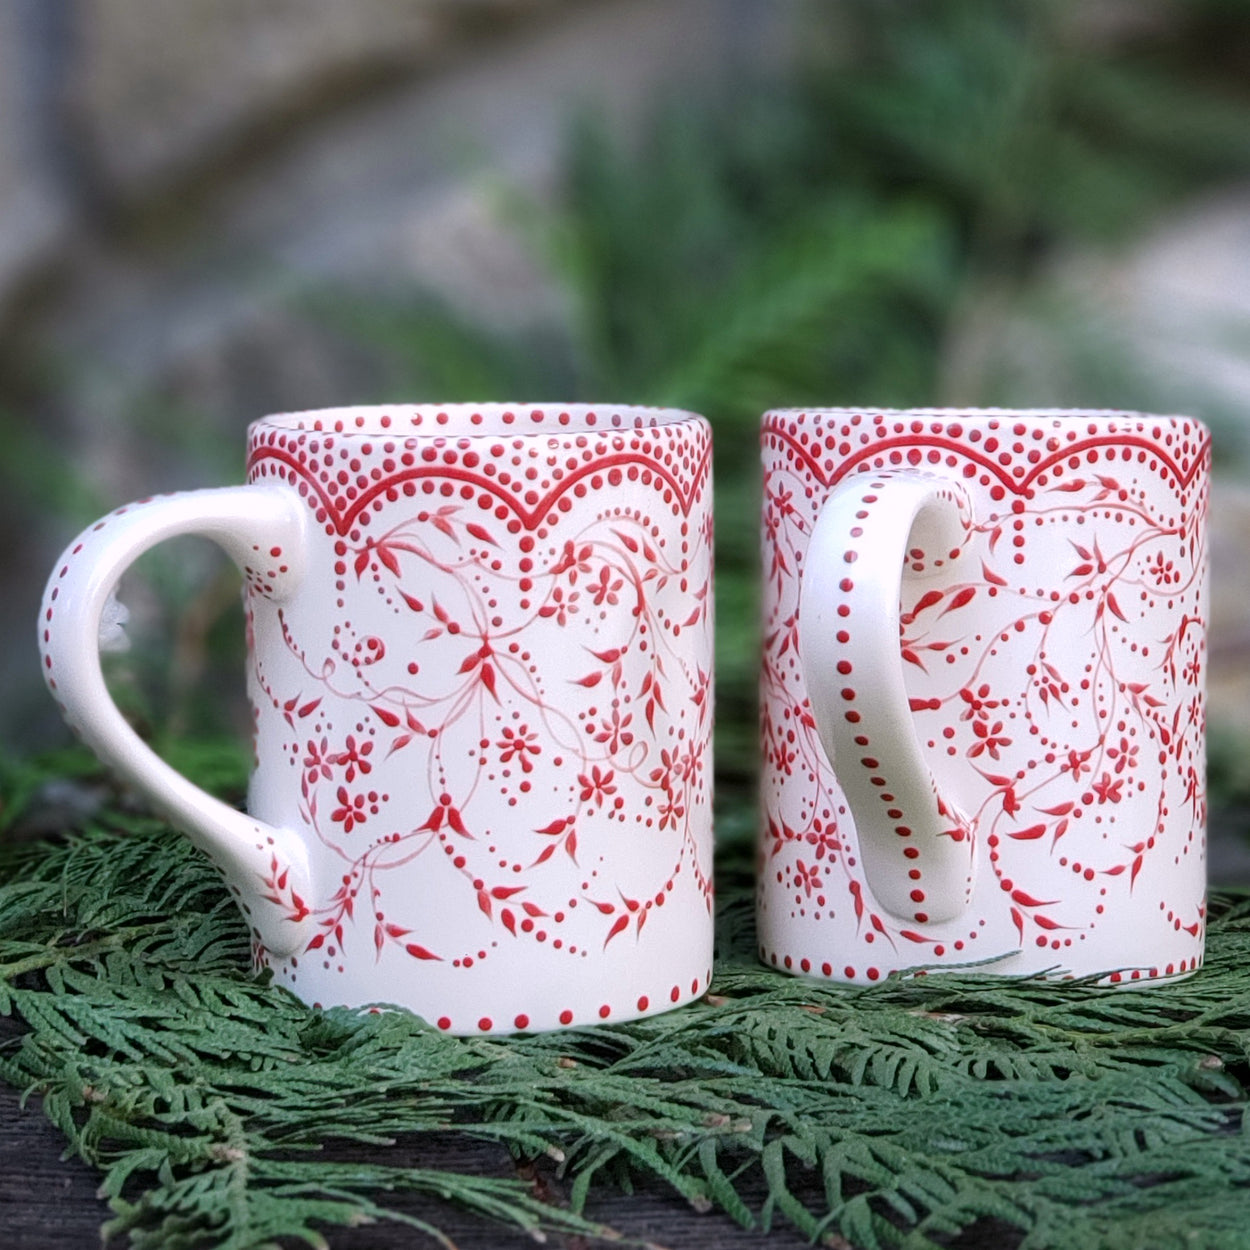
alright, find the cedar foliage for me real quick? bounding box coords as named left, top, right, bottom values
left=3, top=749, right=1250, bottom=1249
left=7, top=5, right=1250, bottom=1248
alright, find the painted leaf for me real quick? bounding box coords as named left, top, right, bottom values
left=405, top=943, right=442, bottom=961
left=941, top=587, right=976, bottom=616
left=377, top=544, right=401, bottom=576
left=1011, top=889, right=1058, bottom=907
left=480, top=663, right=498, bottom=700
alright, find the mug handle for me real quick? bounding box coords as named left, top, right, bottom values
left=38, top=485, right=313, bottom=956
left=798, top=470, right=975, bottom=923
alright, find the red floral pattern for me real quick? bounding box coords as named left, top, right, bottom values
left=759, top=410, right=1208, bottom=983
left=244, top=406, right=714, bottom=1032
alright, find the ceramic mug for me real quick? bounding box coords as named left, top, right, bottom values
left=759, top=408, right=1208, bottom=983
left=40, top=404, right=714, bottom=1033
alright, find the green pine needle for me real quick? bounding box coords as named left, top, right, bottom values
left=3, top=753, right=1250, bottom=1249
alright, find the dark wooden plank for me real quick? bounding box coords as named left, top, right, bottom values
left=0, top=1082, right=819, bottom=1249
left=0, top=1083, right=109, bottom=1250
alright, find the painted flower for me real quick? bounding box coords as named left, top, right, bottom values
left=959, top=683, right=1004, bottom=720
left=968, top=719, right=1011, bottom=760
left=770, top=736, right=797, bottom=777
left=578, top=766, right=617, bottom=808
left=330, top=787, right=380, bottom=832
left=552, top=539, right=594, bottom=582
left=538, top=586, right=579, bottom=626
left=680, top=737, right=704, bottom=784
left=303, top=737, right=334, bottom=782
left=331, top=734, right=374, bottom=782
left=593, top=704, right=634, bottom=753
left=1107, top=736, right=1138, bottom=775
left=793, top=858, right=823, bottom=898
left=648, top=748, right=678, bottom=793
left=497, top=724, right=541, bottom=773
left=770, top=484, right=796, bottom=521
left=658, top=793, right=686, bottom=832
left=804, top=824, right=842, bottom=860
left=590, top=565, right=623, bottom=607
left=1091, top=772, right=1124, bottom=805
left=1148, top=550, right=1179, bottom=587
left=1061, top=747, right=1093, bottom=780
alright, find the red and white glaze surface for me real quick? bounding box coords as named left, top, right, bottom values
left=759, top=410, right=1209, bottom=983
left=243, top=406, right=713, bottom=1032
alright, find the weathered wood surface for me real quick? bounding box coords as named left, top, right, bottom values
left=0, top=1084, right=108, bottom=1249
left=0, top=1081, right=820, bottom=1250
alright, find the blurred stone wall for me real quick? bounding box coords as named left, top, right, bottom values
left=2, top=0, right=790, bottom=447
left=0, top=0, right=596, bottom=306
left=0, top=0, right=793, bottom=747
left=0, top=3, right=74, bottom=306
left=67, top=0, right=455, bottom=193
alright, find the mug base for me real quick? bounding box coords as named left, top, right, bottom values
left=757, top=940, right=1204, bottom=988
left=257, top=941, right=715, bottom=1035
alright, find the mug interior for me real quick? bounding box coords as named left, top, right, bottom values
left=765, top=406, right=1196, bottom=425
left=255, top=404, right=702, bottom=439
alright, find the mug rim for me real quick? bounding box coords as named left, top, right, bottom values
left=762, top=406, right=1204, bottom=427
left=252, top=403, right=707, bottom=440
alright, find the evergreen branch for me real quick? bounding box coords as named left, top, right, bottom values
left=3, top=794, right=1250, bottom=1249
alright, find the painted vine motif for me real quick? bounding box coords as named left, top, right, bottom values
left=759, top=412, right=1209, bottom=982
left=242, top=410, right=714, bottom=1022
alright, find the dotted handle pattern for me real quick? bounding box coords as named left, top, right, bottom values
left=39, top=485, right=314, bottom=956
left=799, top=471, right=976, bottom=923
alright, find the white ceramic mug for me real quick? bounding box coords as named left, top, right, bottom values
left=41, top=404, right=714, bottom=1033
left=759, top=409, right=1208, bottom=983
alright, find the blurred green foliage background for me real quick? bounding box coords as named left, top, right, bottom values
left=3, top=0, right=1250, bottom=816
